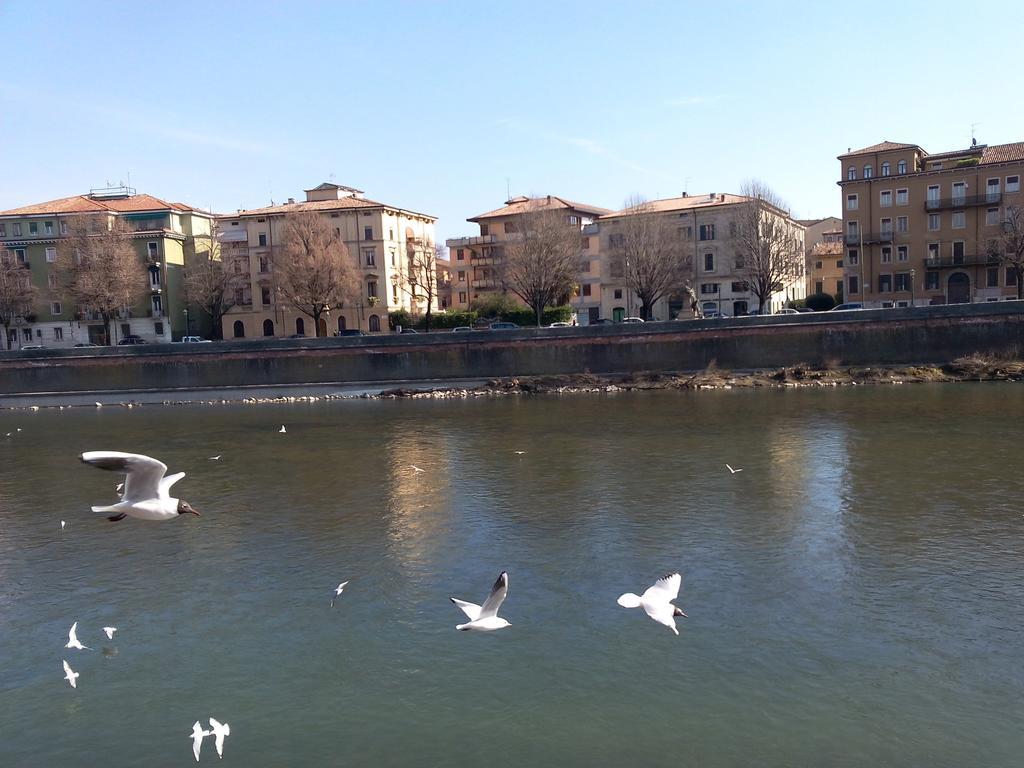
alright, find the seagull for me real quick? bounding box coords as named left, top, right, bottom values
left=617, top=572, right=687, bottom=635
left=410, top=465, right=425, bottom=474
left=208, top=717, right=231, bottom=758
left=208, top=455, right=221, bottom=461
left=116, top=482, right=124, bottom=493
left=66, top=621, right=91, bottom=650
left=80, top=451, right=201, bottom=522
left=103, top=626, right=117, bottom=640
left=63, top=660, right=79, bottom=689
left=331, top=581, right=349, bottom=608
left=95, top=402, right=103, bottom=408
left=450, top=571, right=511, bottom=631
left=513, top=451, right=525, bottom=455
left=189, top=721, right=211, bottom=762
left=61, top=520, right=66, bottom=530
left=279, top=425, right=287, bottom=433
left=726, top=464, right=743, bottom=474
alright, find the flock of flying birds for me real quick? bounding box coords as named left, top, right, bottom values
left=53, top=423, right=744, bottom=761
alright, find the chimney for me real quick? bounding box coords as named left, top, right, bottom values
left=287, top=197, right=295, bottom=204
left=546, top=195, right=551, bottom=203
left=681, top=191, right=687, bottom=197
left=708, top=192, right=715, bottom=201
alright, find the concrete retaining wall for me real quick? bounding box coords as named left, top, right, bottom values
left=1, top=303, right=1022, bottom=396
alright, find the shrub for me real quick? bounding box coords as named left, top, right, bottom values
left=805, top=292, right=836, bottom=312
left=424, top=310, right=478, bottom=329
left=470, top=293, right=520, bottom=319
left=389, top=310, right=414, bottom=331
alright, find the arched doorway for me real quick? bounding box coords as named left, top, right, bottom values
left=233, top=320, right=245, bottom=338
left=318, top=318, right=327, bottom=337
left=295, top=317, right=305, bottom=336
left=368, top=314, right=380, bottom=332
left=262, top=319, right=274, bottom=337
left=337, top=315, right=347, bottom=333
left=948, top=272, right=970, bottom=304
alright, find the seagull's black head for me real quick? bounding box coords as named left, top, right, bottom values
left=177, top=500, right=201, bottom=516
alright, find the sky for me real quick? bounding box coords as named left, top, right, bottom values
left=2, top=0, right=1023, bottom=243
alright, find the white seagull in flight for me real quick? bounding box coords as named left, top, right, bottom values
left=209, top=717, right=231, bottom=758
left=189, top=721, right=211, bottom=762
left=66, top=621, right=91, bottom=650
left=80, top=452, right=201, bottom=522
left=208, top=455, right=221, bottom=461
left=617, top=572, right=688, bottom=635
left=726, top=464, right=743, bottom=474
left=63, top=660, right=79, bottom=689
left=103, top=626, right=117, bottom=640
left=451, top=571, right=511, bottom=631
left=331, top=581, right=349, bottom=608
left=410, top=465, right=425, bottom=473
left=279, top=425, right=287, bottom=433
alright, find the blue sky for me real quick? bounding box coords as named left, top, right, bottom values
left=2, top=1, right=1023, bottom=242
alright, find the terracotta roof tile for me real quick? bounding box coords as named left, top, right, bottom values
left=981, top=142, right=1024, bottom=165
left=228, top=196, right=435, bottom=220
left=840, top=141, right=920, bottom=158
left=600, top=193, right=751, bottom=219
left=469, top=195, right=611, bottom=221
left=0, top=192, right=210, bottom=217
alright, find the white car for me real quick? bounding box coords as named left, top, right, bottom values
left=775, top=308, right=800, bottom=315
left=621, top=317, right=645, bottom=324
left=548, top=322, right=571, bottom=328
left=180, top=336, right=212, bottom=343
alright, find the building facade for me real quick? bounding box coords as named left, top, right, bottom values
left=798, top=216, right=844, bottom=299
left=0, top=187, right=214, bottom=348
left=838, top=140, right=1024, bottom=307
left=217, top=183, right=436, bottom=338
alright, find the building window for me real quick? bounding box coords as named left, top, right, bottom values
left=364, top=226, right=373, bottom=241
left=881, top=161, right=890, bottom=177
left=895, top=273, right=911, bottom=291
left=60, top=220, right=68, bottom=234
left=837, top=260, right=843, bottom=267
left=458, top=291, right=467, bottom=303
left=613, top=289, right=623, bottom=300
left=0, top=223, right=5, bottom=237
left=847, top=166, right=856, bottom=180
left=927, top=242, right=940, bottom=264
left=1007, top=175, right=1020, bottom=193
left=897, top=245, right=908, bottom=262
left=390, top=250, right=396, bottom=267
left=879, top=274, right=892, bottom=292
left=703, top=253, right=714, bottom=271
left=849, top=275, right=859, bottom=294
left=897, top=216, right=908, bottom=233
left=986, top=207, right=1000, bottom=226
left=987, top=178, right=1001, bottom=200
left=928, top=213, right=940, bottom=231
left=678, top=225, right=693, bottom=240
left=699, top=224, right=715, bottom=241
left=847, top=248, right=859, bottom=265
left=457, top=270, right=466, bottom=280
left=952, top=211, right=966, bottom=229
left=731, top=281, right=749, bottom=292
left=14, top=248, right=27, bottom=264
left=50, top=301, right=62, bottom=315
left=479, top=225, right=489, bottom=236
left=258, top=233, right=267, bottom=247
left=368, top=314, right=380, bottom=332
left=579, top=259, right=591, bottom=273
left=815, top=280, right=824, bottom=293
left=925, top=271, right=939, bottom=290
left=367, top=280, right=377, bottom=298
left=151, top=295, right=163, bottom=315
left=45, top=247, right=56, bottom=262
left=987, top=267, right=1000, bottom=288
left=54, top=327, right=63, bottom=341
left=846, top=194, right=858, bottom=210
left=582, top=283, right=592, bottom=296
left=863, top=164, right=873, bottom=178
left=363, top=248, right=376, bottom=266
left=581, top=236, right=590, bottom=250
left=12, top=223, right=21, bottom=236
left=896, top=188, right=909, bottom=206
left=927, top=184, right=940, bottom=204
left=700, top=283, right=719, bottom=295
left=952, top=182, right=967, bottom=203
left=263, top=319, right=275, bottom=336
left=261, top=286, right=271, bottom=305
left=952, top=241, right=966, bottom=263
left=897, top=160, right=907, bottom=174
left=44, top=221, right=53, bottom=235
left=1007, top=268, right=1019, bottom=286
left=814, top=261, right=823, bottom=269
left=457, top=249, right=465, bottom=261
left=880, top=217, right=893, bottom=234
left=47, top=272, right=58, bottom=288
left=879, top=190, right=892, bottom=207
left=29, top=222, right=38, bottom=235
left=881, top=246, right=893, bottom=263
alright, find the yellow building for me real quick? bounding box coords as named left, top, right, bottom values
left=799, top=217, right=844, bottom=299
left=217, top=183, right=436, bottom=338
left=0, top=186, right=214, bottom=347
left=838, top=139, right=1024, bottom=306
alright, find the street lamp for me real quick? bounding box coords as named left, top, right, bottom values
left=909, top=269, right=916, bottom=308
left=183, top=307, right=189, bottom=336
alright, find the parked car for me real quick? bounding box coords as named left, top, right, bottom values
left=399, top=328, right=419, bottom=334
left=795, top=307, right=814, bottom=313
left=621, top=317, right=645, bottom=324
left=831, top=303, right=865, bottom=311
left=548, top=321, right=571, bottom=328
left=180, top=335, right=211, bottom=343
left=286, top=333, right=307, bottom=339
left=451, top=326, right=473, bottom=333
left=335, top=329, right=366, bottom=337
left=592, top=318, right=614, bottom=325
left=117, top=335, right=147, bottom=345
left=702, top=310, right=731, bottom=319
left=20, top=343, right=46, bottom=350
left=489, top=322, right=520, bottom=330
left=74, top=342, right=100, bottom=348
left=775, top=308, right=800, bottom=315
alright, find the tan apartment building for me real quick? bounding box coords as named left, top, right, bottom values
left=0, top=186, right=215, bottom=347
left=218, top=183, right=436, bottom=338
left=838, top=140, right=1024, bottom=307
left=799, top=216, right=844, bottom=299
left=595, top=193, right=806, bottom=320
left=444, top=195, right=610, bottom=313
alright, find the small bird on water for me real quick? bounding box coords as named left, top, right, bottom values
left=102, top=626, right=117, bottom=640
left=80, top=451, right=201, bottom=522
left=279, top=425, right=287, bottom=433
left=617, top=572, right=687, bottom=635
left=189, top=721, right=211, bottom=762
left=62, top=660, right=79, bottom=689
left=66, top=621, right=91, bottom=650
left=450, top=571, right=511, bottom=631
left=331, top=581, right=349, bottom=608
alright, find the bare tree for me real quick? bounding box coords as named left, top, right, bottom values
left=607, top=197, right=693, bottom=320
left=500, top=207, right=580, bottom=326
left=988, top=204, right=1024, bottom=300
left=736, top=180, right=803, bottom=313
left=183, top=231, right=247, bottom=339
left=0, top=248, right=37, bottom=349
left=274, top=211, right=358, bottom=336
left=57, top=215, right=146, bottom=345
left=395, top=239, right=441, bottom=331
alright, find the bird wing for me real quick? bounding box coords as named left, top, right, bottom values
left=67, top=622, right=78, bottom=645
left=63, top=659, right=75, bottom=678
left=159, top=472, right=186, bottom=499
left=478, top=571, right=508, bottom=619
left=450, top=598, right=482, bottom=621
left=642, top=600, right=680, bottom=635
left=642, top=572, right=682, bottom=603
left=81, top=452, right=168, bottom=501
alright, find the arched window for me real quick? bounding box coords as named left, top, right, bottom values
left=847, top=166, right=856, bottom=180
left=368, top=314, right=381, bottom=332
left=337, top=315, right=347, bottom=332
left=863, top=164, right=873, bottom=179
left=897, top=159, right=907, bottom=174
left=233, top=320, right=245, bottom=338
left=262, top=319, right=274, bottom=337
left=295, top=317, right=305, bottom=336
left=881, top=161, right=890, bottom=177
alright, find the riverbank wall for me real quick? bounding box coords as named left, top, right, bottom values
left=1, top=303, right=1022, bottom=396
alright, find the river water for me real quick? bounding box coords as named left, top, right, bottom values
left=1, top=385, right=1022, bottom=767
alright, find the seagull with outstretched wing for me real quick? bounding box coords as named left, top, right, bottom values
left=617, top=572, right=688, bottom=635
left=451, top=571, right=511, bottom=631
left=81, top=452, right=200, bottom=522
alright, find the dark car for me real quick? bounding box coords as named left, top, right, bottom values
left=335, top=329, right=366, bottom=337
left=399, top=328, right=419, bottom=334
left=287, top=333, right=307, bottom=339
left=117, top=335, right=147, bottom=345
left=74, top=342, right=101, bottom=347
left=489, top=322, right=520, bottom=330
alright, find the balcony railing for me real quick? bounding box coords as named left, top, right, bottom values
left=472, top=279, right=498, bottom=289
left=446, top=234, right=496, bottom=248
left=924, top=254, right=999, bottom=268
left=845, top=231, right=895, bottom=245
left=925, top=193, right=1003, bottom=211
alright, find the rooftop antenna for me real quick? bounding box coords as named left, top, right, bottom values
left=506, top=177, right=511, bottom=201
left=329, top=171, right=336, bottom=182
left=971, top=122, right=980, bottom=146
left=683, top=176, right=690, bottom=196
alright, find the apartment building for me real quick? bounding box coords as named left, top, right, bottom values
left=217, top=183, right=436, bottom=338
left=0, top=186, right=214, bottom=347
left=799, top=216, right=844, bottom=298
left=595, top=193, right=806, bottom=320
left=444, top=195, right=610, bottom=312
left=838, top=139, right=1024, bottom=307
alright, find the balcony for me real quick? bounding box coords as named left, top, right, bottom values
left=845, top=231, right=895, bottom=245
left=925, top=193, right=1002, bottom=211
left=924, top=253, right=999, bottom=268
left=472, top=278, right=498, bottom=289
left=446, top=234, right=496, bottom=248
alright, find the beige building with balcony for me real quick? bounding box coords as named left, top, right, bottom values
left=799, top=217, right=844, bottom=299
left=217, top=183, right=436, bottom=338
left=838, top=139, right=1024, bottom=307
left=0, top=186, right=215, bottom=347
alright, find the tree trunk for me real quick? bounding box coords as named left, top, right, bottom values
left=312, top=309, right=323, bottom=337
left=1018, top=273, right=1022, bottom=300
left=640, top=301, right=651, bottom=321
left=424, top=307, right=432, bottom=333
left=1, top=324, right=8, bottom=350
left=534, top=302, right=543, bottom=327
